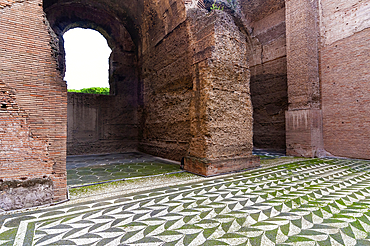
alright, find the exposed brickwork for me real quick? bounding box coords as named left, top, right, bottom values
left=321, top=28, right=370, bottom=159
left=184, top=8, right=260, bottom=175
left=188, top=9, right=254, bottom=160
left=285, top=0, right=323, bottom=157
left=0, top=82, right=48, bottom=180
left=240, top=0, right=284, bottom=23
left=0, top=0, right=67, bottom=204
left=1, top=0, right=370, bottom=211
left=318, top=0, right=370, bottom=159
left=67, top=93, right=138, bottom=155
left=251, top=57, right=287, bottom=150
left=285, top=0, right=320, bottom=110
left=319, top=0, right=370, bottom=46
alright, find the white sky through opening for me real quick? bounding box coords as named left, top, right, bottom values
left=63, top=28, right=112, bottom=90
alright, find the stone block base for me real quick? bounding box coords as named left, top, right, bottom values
left=182, top=156, right=260, bottom=177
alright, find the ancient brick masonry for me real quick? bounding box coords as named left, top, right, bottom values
left=248, top=6, right=288, bottom=151
left=284, top=0, right=323, bottom=157
left=1, top=0, right=370, bottom=211
left=319, top=0, right=370, bottom=159
left=0, top=0, right=67, bottom=210
left=284, top=0, right=370, bottom=158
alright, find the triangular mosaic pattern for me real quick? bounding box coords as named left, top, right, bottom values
left=66, top=152, right=182, bottom=187
left=2, top=159, right=370, bottom=245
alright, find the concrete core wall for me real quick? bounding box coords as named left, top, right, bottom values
left=138, top=1, right=193, bottom=160
left=67, top=93, right=138, bottom=155
left=248, top=7, right=288, bottom=151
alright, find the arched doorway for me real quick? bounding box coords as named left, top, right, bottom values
left=43, top=2, right=140, bottom=156
left=42, top=0, right=190, bottom=190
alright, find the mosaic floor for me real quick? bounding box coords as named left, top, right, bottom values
left=2, top=158, right=370, bottom=245
left=66, top=153, right=183, bottom=187
left=66, top=151, right=286, bottom=187
left=253, top=149, right=286, bottom=160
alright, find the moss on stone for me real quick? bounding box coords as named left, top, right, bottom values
left=68, top=172, right=199, bottom=199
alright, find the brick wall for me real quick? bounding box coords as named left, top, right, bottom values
left=285, top=0, right=324, bottom=157
left=0, top=0, right=67, bottom=208
left=0, top=83, right=48, bottom=180
left=320, top=0, right=370, bottom=159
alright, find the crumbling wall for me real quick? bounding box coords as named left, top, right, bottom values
left=0, top=84, right=48, bottom=180
left=187, top=8, right=253, bottom=159
left=0, top=178, right=53, bottom=211
left=182, top=7, right=259, bottom=176
left=320, top=0, right=370, bottom=159
left=139, top=0, right=193, bottom=161
left=248, top=7, right=288, bottom=151
left=139, top=0, right=258, bottom=169
left=0, top=0, right=67, bottom=209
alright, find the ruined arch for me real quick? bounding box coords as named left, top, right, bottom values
left=43, top=1, right=139, bottom=82
left=63, top=28, right=112, bottom=91
left=43, top=0, right=140, bottom=156
left=1, top=0, right=260, bottom=210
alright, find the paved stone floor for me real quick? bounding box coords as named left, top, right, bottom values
left=66, top=153, right=183, bottom=187
left=2, top=156, right=370, bottom=245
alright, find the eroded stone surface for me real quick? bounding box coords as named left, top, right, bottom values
left=0, top=178, right=53, bottom=211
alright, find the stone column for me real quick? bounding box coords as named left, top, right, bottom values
left=285, top=0, right=325, bottom=157
left=184, top=8, right=260, bottom=176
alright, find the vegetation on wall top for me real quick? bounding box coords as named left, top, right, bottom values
left=67, top=87, right=110, bottom=95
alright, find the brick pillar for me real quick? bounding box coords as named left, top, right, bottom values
left=0, top=0, right=67, bottom=210
left=285, top=0, right=324, bottom=157
left=183, top=9, right=259, bottom=176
